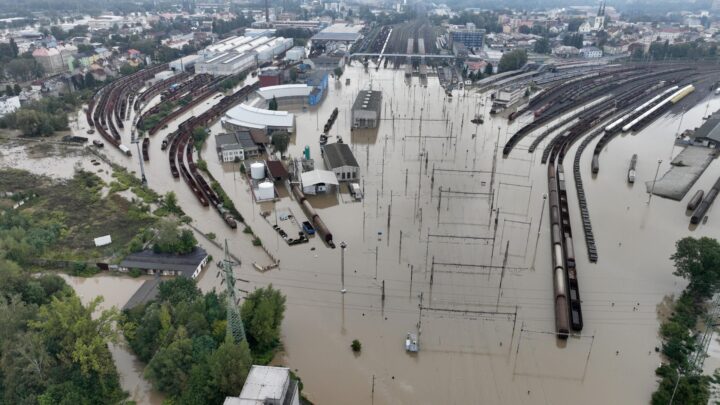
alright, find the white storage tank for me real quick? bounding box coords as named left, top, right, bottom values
left=257, top=181, right=274, bottom=200
left=250, top=162, right=265, bottom=180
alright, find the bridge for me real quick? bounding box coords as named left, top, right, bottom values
left=350, top=53, right=458, bottom=59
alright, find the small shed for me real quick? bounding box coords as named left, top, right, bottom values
left=94, top=235, right=112, bottom=246
left=301, top=170, right=338, bottom=195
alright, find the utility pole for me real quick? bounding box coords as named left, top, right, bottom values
left=647, top=159, right=662, bottom=204
left=131, top=136, right=147, bottom=185
left=220, top=239, right=247, bottom=343
left=340, top=241, right=347, bottom=293
left=530, top=194, right=547, bottom=270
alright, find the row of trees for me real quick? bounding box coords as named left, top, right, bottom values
left=637, top=40, right=718, bottom=60
left=123, top=278, right=287, bottom=403
left=652, top=237, right=720, bottom=404
left=0, top=259, right=126, bottom=403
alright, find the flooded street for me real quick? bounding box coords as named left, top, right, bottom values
left=5, top=62, right=720, bottom=404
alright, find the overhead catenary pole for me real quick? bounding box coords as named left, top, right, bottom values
left=340, top=241, right=347, bottom=293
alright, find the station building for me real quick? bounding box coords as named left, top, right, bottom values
left=223, top=366, right=299, bottom=405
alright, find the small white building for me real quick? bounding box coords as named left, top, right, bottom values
left=0, top=96, right=20, bottom=117
left=224, top=366, right=299, bottom=405
left=301, top=169, right=339, bottom=195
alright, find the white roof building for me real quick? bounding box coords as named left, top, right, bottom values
left=257, top=84, right=313, bottom=100
left=223, top=104, right=295, bottom=133
left=0, top=96, right=20, bottom=117
left=224, top=365, right=299, bottom=405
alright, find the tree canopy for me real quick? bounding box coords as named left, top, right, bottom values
left=498, top=49, right=527, bottom=73
left=124, top=278, right=286, bottom=403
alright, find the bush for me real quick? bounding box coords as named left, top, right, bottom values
left=351, top=339, right=361, bottom=353
left=252, top=237, right=262, bottom=246
left=129, top=268, right=143, bottom=278
left=206, top=232, right=216, bottom=240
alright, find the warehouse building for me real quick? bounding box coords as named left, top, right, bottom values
left=351, top=90, right=382, bottom=129
left=310, top=23, right=363, bottom=52
left=322, top=142, right=359, bottom=181
left=119, top=247, right=209, bottom=279
left=223, top=104, right=295, bottom=134
left=195, top=35, right=292, bottom=76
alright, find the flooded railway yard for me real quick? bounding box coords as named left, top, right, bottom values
left=5, top=61, right=720, bottom=404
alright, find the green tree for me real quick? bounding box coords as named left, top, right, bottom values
left=241, top=285, right=286, bottom=353
left=208, top=339, right=252, bottom=396
left=83, top=71, right=96, bottom=88
left=334, top=66, right=343, bottom=78
left=271, top=131, right=290, bottom=155
left=152, top=219, right=197, bottom=255
left=5, top=84, right=13, bottom=96
left=484, top=63, right=493, bottom=76
left=671, top=237, right=720, bottom=299
left=145, top=335, right=194, bottom=396
left=289, top=67, right=298, bottom=82
left=268, top=96, right=278, bottom=111
left=533, top=37, right=551, bottom=54
left=498, top=49, right=527, bottom=73
left=567, top=18, right=585, bottom=32
left=158, top=277, right=201, bottom=306
left=31, top=295, right=120, bottom=377
left=13, top=83, right=21, bottom=95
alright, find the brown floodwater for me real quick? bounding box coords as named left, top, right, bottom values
left=6, top=63, right=720, bottom=404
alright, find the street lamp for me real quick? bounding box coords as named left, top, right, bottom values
left=647, top=159, right=662, bottom=204
left=340, top=241, right=347, bottom=293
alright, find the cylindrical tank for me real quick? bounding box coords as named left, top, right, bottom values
left=257, top=181, right=274, bottom=200
left=304, top=145, right=310, bottom=160
left=687, top=190, right=704, bottom=211
left=250, top=162, right=265, bottom=180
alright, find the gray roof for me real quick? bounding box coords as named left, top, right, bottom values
left=123, top=278, right=160, bottom=311
left=693, top=110, right=720, bottom=143
left=323, top=142, right=359, bottom=169
left=120, top=247, right=208, bottom=278
left=352, top=90, right=382, bottom=113
left=311, top=32, right=361, bottom=42
left=216, top=131, right=258, bottom=152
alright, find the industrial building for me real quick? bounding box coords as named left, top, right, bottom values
left=322, top=142, right=359, bottom=181
left=195, top=35, right=293, bottom=76
left=169, top=54, right=201, bottom=72
left=688, top=110, right=720, bottom=147
left=223, top=366, right=299, bottom=405
left=215, top=131, right=261, bottom=162
left=223, top=104, right=295, bottom=134
left=449, top=25, right=486, bottom=49
left=493, top=85, right=526, bottom=109
left=351, top=90, right=382, bottom=129
left=258, top=68, right=283, bottom=87
left=118, top=247, right=209, bottom=279
left=256, top=73, right=328, bottom=107
left=310, top=23, right=363, bottom=52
